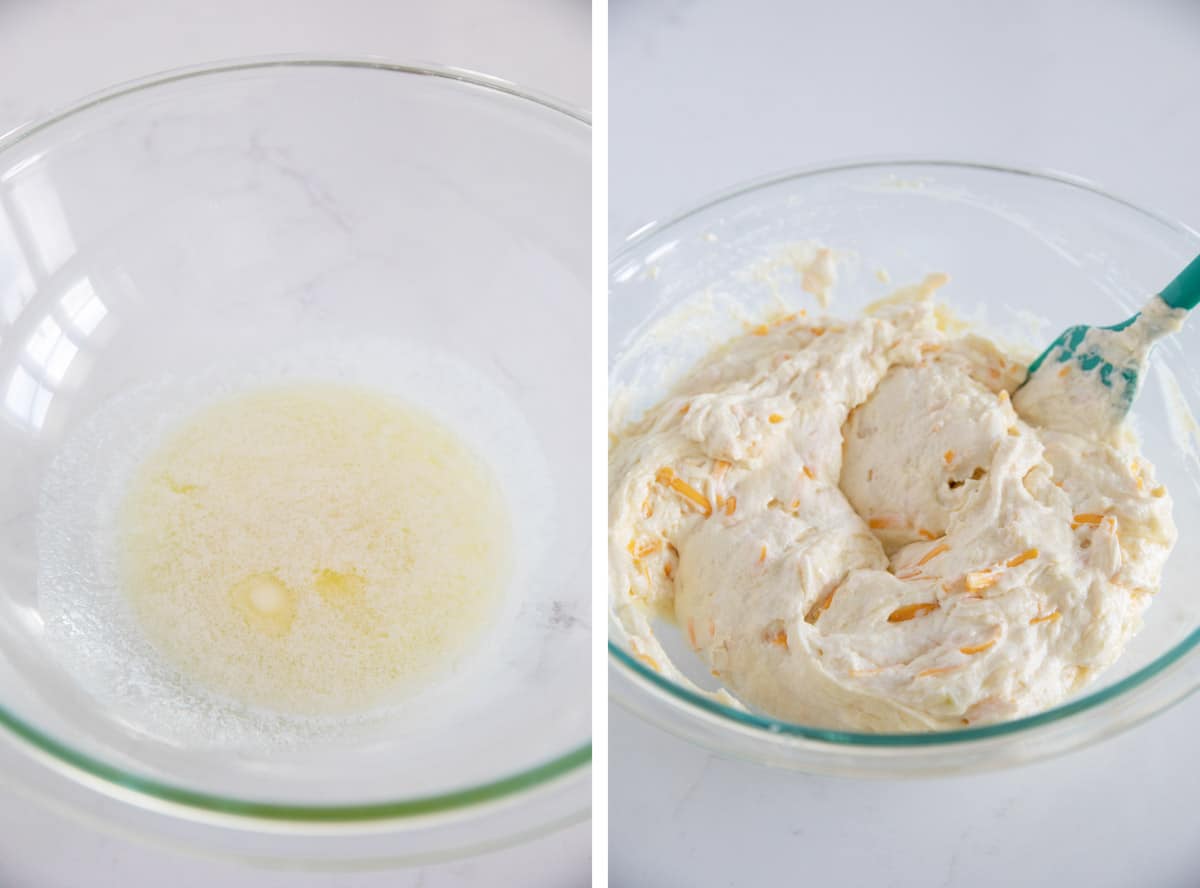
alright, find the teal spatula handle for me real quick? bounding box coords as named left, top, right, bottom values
left=1160, top=253, right=1200, bottom=311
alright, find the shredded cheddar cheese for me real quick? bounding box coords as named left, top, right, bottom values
left=656, top=467, right=713, bottom=516
left=1006, top=548, right=1038, bottom=568
left=806, top=587, right=839, bottom=623
left=965, top=571, right=998, bottom=592
left=959, top=639, right=997, bottom=655
left=918, top=665, right=959, bottom=678
left=887, top=602, right=939, bottom=623
left=917, top=542, right=950, bottom=567
left=635, top=539, right=662, bottom=558
left=635, top=651, right=661, bottom=672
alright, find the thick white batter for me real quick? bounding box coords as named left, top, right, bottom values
left=609, top=293, right=1176, bottom=731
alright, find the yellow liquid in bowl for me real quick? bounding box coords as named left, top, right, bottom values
left=117, top=383, right=511, bottom=716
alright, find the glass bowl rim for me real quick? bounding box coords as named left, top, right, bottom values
left=608, top=157, right=1200, bottom=749
left=0, top=54, right=591, bottom=825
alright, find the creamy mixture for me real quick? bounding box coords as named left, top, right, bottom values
left=609, top=291, right=1177, bottom=731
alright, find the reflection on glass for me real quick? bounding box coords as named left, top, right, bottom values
left=1, top=274, right=108, bottom=433
left=4, top=364, right=52, bottom=431
left=0, top=209, right=35, bottom=327
left=9, top=169, right=76, bottom=276
left=59, top=277, right=108, bottom=337
left=0, top=166, right=108, bottom=434
left=25, top=315, right=80, bottom=386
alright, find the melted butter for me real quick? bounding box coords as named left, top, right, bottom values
left=119, top=383, right=510, bottom=716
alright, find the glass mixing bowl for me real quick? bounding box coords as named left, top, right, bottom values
left=0, top=58, right=589, bottom=863
left=609, top=160, right=1200, bottom=777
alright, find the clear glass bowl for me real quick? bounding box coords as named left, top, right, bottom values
left=609, top=161, right=1200, bottom=776
left=0, top=58, right=590, bottom=862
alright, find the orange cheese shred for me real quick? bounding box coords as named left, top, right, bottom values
left=655, top=467, right=713, bottom=516
left=634, top=651, right=660, bottom=672
left=636, top=539, right=663, bottom=558
left=917, top=542, right=950, bottom=567
left=806, top=587, right=839, bottom=623
left=887, top=602, right=939, bottom=623
left=918, top=665, right=959, bottom=678
left=959, top=639, right=997, bottom=655
left=1030, top=610, right=1061, bottom=625
left=965, top=571, right=998, bottom=592
left=766, top=628, right=789, bottom=648
left=1006, top=548, right=1039, bottom=568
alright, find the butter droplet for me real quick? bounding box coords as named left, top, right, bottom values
left=230, top=573, right=297, bottom=637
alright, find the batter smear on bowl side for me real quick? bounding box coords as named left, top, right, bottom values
left=119, top=383, right=511, bottom=716
left=609, top=290, right=1177, bottom=731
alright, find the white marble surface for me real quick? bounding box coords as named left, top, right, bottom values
left=0, top=1, right=590, bottom=886
left=610, top=1, right=1200, bottom=885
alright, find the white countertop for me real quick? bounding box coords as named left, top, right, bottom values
left=0, top=2, right=590, bottom=885
left=610, top=1, right=1200, bottom=886
left=611, top=0, right=1200, bottom=242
